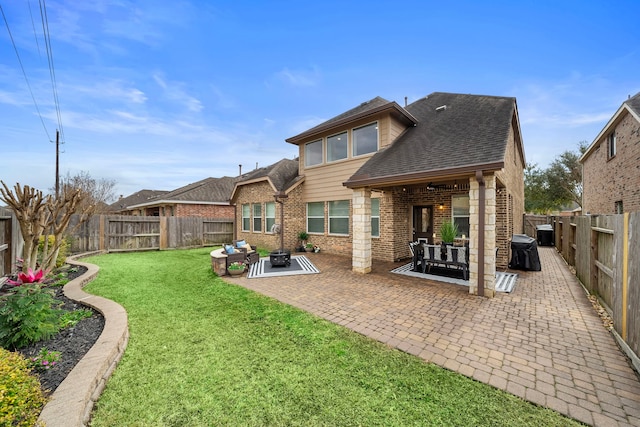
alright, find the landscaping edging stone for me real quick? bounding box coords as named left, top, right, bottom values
left=37, top=252, right=129, bottom=427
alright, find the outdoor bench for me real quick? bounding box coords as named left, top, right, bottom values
left=421, top=243, right=469, bottom=280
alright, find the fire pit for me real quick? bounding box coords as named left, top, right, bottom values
left=269, top=250, right=291, bottom=267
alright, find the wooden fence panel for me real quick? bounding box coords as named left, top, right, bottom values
left=0, top=212, right=10, bottom=277
left=628, top=212, right=640, bottom=358
left=106, top=216, right=161, bottom=252
left=203, top=218, right=234, bottom=245
left=591, top=216, right=617, bottom=311
left=168, top=217, right=203, bottom=248
left=574, top=216, right=592, bottom=291
left=67, top=215, right=102, bottom=253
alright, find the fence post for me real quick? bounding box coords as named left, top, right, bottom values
left=159, top=216, right=168, bottom=250
left=590, top=215, right=598, bottom=297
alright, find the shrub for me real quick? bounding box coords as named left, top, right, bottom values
left=0, top=348, right=47, bottom=426
left=38, top=235, right=68, bottom=268
left=0, top=285, right=62, bottom=349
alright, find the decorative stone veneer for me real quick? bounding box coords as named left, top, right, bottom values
left=469, top=174, right=497, bottom=297
left=352, top=188, right=372, bottom=273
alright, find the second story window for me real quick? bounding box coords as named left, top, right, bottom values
left=607, top=132, right=616, bottom=159
left=327, top=131, right=348, bottom=162
left=353, top=122, right=378, bottom=156
left=305, top=140, right=323, bottom=166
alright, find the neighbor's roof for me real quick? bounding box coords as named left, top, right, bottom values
left=108, top=189, right=168, bottom=211
left=231, top=158, right=302, bottom=201
left=128, top=176, right=236, bottom=208
left=344, top=92, right=519, bottom=188
left=286, top=97, right=417, bottom=144
left=580, top=92, right=640, bottom=163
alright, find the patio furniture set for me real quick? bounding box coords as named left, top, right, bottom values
left=410, top=241, right=469, bottom=280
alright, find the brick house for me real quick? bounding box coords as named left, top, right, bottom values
left=111, top=177, right=236, bottom=218
left=233, top=92, right=526, bottom=297
left=580, top=92, right=640, bottom=214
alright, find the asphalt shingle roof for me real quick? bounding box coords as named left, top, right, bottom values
left=156, top=176, right=236, bottom=203
left=237, top=158, right=300, bottom=192
left=346, top=92, right=516, bottom=185
left=108, top=189, right=168, bottom=211
left=625, top=92, right=640, bottom=116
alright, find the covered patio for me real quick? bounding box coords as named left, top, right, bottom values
left=229, top=247, right=640, bottom=427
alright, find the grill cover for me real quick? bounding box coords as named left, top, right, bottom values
left=509, top=234, right=541, bottom=271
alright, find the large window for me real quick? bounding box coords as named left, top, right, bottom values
left=252, top=203, right=262, bottom=232
left=329, top=200, right=349, bottom=235
left=327, top=131, right=348, bottom=162
left=452, top=195, right=470, bottom=237
left=265, top=202, right=276, bottom=233
left=241, top=204, right=250, bottom=232
left=307, top=202, right=324, bottom=233
left=608, top=132, right=616, bottom=159
left=305, top=140, right=323, bottom=166
left=371, top=198, right=380, bottom=238
left=353, top=122, right=378, bottom=156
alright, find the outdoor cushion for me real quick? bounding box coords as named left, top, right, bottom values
left=235, top=240, right=246, bottom=248
left=225, top=244, right=235, bottom=254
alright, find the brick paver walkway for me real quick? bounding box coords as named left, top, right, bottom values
left=229, top=247, right=640, bottom=426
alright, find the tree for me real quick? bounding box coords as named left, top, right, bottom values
left=524, top=141, right=588, bottom=214
left=544, top=141, right=588, bottom=209
left=57, top=171, right=117, bottom=213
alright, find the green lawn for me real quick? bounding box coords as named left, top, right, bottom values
left=84, top=248, right=581, bottom=426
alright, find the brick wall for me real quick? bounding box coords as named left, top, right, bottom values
left=583, top=112, right=640, bottom=214
left=174, top=204, right=234, bottom=218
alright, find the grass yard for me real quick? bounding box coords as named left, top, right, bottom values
left=84, top=248, right=581, bottom=426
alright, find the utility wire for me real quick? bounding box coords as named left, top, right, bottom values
left=0, top=3, right=52, bottom=141
left=39, top=0, right=65, bottom=143
left=27, top=0, right=41, bottom=57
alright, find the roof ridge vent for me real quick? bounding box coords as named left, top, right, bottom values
left=435, top=105, right=447, bottom=111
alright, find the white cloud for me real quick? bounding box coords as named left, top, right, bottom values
left=275, top=67, right=321, bottom=87
left=153, top=73, right=203, bottom=113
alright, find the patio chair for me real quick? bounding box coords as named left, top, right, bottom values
left=409, top=241, right=423, bottom=272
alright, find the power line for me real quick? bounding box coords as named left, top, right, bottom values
left=39, top=0, right=65, bottom=143
left=27, top=0, right=42, bottom=57
left=0, top=3, right=52, bottom=141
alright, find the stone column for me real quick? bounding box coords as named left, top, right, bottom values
left=468, top=174, right=497, bottom=297
left=352, top=188, right=372, bottom=274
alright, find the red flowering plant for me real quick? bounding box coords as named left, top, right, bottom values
left=6, top=268, right=47, bottom=287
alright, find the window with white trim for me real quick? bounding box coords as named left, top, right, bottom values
left=329, top=200, right=349, bottom=235
left=371, top=198, right=380, bottom=238
left=304, top=140, right=323, bottom=166
left=307, top=202, right=324, bottom=234
left=265, top=202, right=276, bottom=233
left=607, top=132, right=616, bottom=159
left=327, top=131, right=348, bottom=162
left=615, top=200, right=623, bottom=214
left=252, top=203, right=262, bottom=232
left=452, top=195, right=470, bottom=237
left=353, top=122, right=378, bottom=156
left=241, top=204, right=250, bottom=232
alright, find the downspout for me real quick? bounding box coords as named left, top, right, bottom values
left=476, top=170, right=485, bottom=297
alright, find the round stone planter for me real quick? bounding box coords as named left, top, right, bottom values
left=228, top=267, right=245, bottom=276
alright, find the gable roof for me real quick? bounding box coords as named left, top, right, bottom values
left=128, top=176, right=236, bottom=208
left=286, top=97, right=417, bottom=144
left=581, top=92, right=640, bottom=162
left=344, top=92, right=518, bottom=188
left=231, top=158, right=301, bottom=201
left=108, top=189, right=169, bottom=211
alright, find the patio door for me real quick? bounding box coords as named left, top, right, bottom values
left=413, top=206, right=433, bottom=244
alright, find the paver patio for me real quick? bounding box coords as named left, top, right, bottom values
left=230, top=247, right=640, bottom=427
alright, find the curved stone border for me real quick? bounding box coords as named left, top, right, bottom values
left=37, top=252, right=129, bottom=427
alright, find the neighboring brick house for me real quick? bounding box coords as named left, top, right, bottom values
left=580, top=92, right=640, bottom=214
left=230, top=158, right=303, bottom=251
left=108, top=190, right=169, bottom=214
left=112, top=177, right=236, bottom=218
left=234, top=92, right=525, bottom=297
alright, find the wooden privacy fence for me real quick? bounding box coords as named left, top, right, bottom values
left=523, top=214, right=552, bottom=238
left=551, top=213, right=639, bottom=370
left=0, top=207, right=20, bottom=278
left=65, top=215, right=234, bottom=253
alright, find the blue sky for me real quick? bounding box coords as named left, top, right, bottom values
left=1, top=0, right=639, bottom=200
